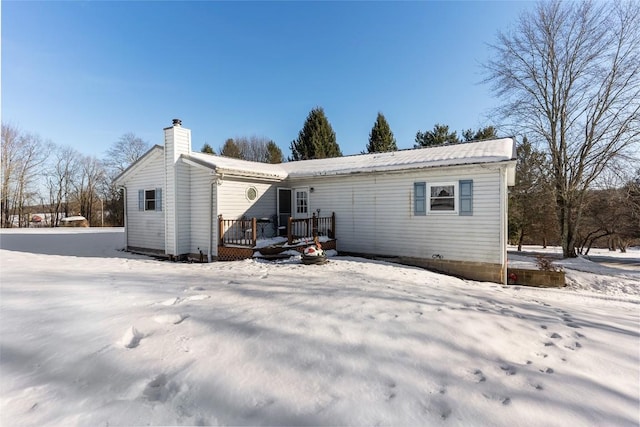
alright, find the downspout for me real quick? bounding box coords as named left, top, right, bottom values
left=500, top=167, right=507, bottom=285
left=208, top=181, right=214, bottom=262
left=122, top=186, right=128, bottom=250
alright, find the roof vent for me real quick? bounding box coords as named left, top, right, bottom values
left=172, top=118, right=182, bottom=127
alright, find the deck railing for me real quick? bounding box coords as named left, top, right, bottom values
left=218, top=212, right=335, bottom=247
left=218, top=216, right=256, bottom=247
left=287, top=212, right=335, bottom=245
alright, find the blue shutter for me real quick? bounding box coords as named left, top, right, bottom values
left=414, top=182, right=426, bottom=216
left=155, top=188, right=162, bottom=212
left=459, top=180, right=473, bottom=215
left=138, top=190, right=144, bottom=211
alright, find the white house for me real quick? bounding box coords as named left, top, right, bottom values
left=115, top=119, right=516, bottom=283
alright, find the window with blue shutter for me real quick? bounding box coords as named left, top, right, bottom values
left=459, top=179, right=473, bottom=216
left=155, top=188, right=162, bottom=212
left=138, top=190, right=144, bottom=211
left=414, top=182, right=426, bottom=216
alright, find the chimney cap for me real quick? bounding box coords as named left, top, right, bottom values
left=172, top=118, right=182, bottom=127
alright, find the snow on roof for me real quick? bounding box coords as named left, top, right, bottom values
left=184, top=138, right=515, bottom=179
left=185, top=152, right=288, bottom=180
left=283, top=138, right=516, bottom=177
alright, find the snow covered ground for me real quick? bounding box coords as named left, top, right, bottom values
left=1, top=229, right=638, bottom=426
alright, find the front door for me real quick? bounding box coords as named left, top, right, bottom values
left=293, top=188, right=310, bottom=219
left=277, top=188, right=292, bottom=236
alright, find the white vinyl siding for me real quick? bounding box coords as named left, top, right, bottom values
left=189, top=168, right=215, bottom=256
left=216, top=178, right=277, bottom=221
left=123, top=150, right=165, bottom=252
left=175, top=160, right=191, bottom=255
left=288, top=165, right=504, bottom=264
left=164, top=126, right=191, bottom=256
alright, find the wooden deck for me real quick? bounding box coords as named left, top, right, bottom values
left=217, top=212, right=336, bottom=261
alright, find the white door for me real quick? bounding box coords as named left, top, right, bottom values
left=293, top=188, right=309, bottom=219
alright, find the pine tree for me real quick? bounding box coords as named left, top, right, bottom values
left=461, top=126, right=498, bottom=142
left=414, top=124, right=459, bottom=147
left=220, top=138, right=242, bottom=159
left=266, top=141, right=284, bottom=164
left=201, top=143, right=215, bottom=154
left=366, top=113, right=397, bottom=153
left=289, top=107, right=342, bottom=161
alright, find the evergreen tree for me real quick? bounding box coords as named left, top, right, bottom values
left=461, top=126, right=498, bottom=142
left=220, top=138, right=242, bottom=159
left=201, top=143, right=215, bottom=154
left=289, top=107, right=342, bottom=161
left=266, top=141, right=284, bottom=164
left=414, top=124, right=458, bottom=147
left=366, top=112, right=397, bottom=153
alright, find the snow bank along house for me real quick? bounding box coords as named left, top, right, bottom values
left=114, top=119, right=517, bottom=284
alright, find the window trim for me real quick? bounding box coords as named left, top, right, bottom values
left=144, top=189, right=156, bottom=211
left=245, top=186, right=258, bottom=201
left=295, top=189, right=308, bottom=215
left=139, top=188, right=162, bottom=212
left=427, top=181, right=458, bottom=214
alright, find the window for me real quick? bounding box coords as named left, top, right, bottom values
left=296, top=190, right=308, bottom=214
left=145, top=190, right=156, bottom=211
left=138, top=188, right=162, bottom=212
left=413, top=180, right=473, bottom=216
left=246, top=186, right=258, bottom=201
left=429, top=183, right=456, bottom=212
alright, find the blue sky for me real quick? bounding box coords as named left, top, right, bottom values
left=2, top=1, right=533, bottom=159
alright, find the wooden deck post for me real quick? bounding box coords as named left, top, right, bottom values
left=330, top=212, right=336, bottom=239
left=287, top=216, right=293, bottom=245
left=252, top=217, right=257, bottom=246
left=312, top=212, right=318, bottom=237
left=218, top=215, right=224, bottom=245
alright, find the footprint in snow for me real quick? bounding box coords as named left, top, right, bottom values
left=482, top=393, right=512, bottom=405
left=121, top=326, right=144, bottom=349
left=549, top=332, right=562, bottom=339
left=160, top=297, right=180, bottom=306
left=499, top=364, right=517, bottom=376
left=472, top=369, right=487, bottom=383
left=421, top=397, right=452, bottom=420
left=142, top=374, right=179, bottom=403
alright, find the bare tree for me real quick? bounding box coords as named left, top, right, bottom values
left=485, top=1, right=640, bottom=257
left=104, top=132, right=150, bottom=174
left=102, top=133, right=150, bottom=227
left=1, top=124, right=50, bottom=227
left=220, top=136, right=280, bottom=163
left=45, top=145, right=80, bottom=226
left=72, top=155, right=106, bottom=226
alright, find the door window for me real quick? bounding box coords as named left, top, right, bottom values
left=296, top=190, right=308, bottom=215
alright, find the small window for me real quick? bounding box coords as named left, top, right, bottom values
left=246, top=186, right=258, bottom=201
left=145, top=190, right=156, bottom=211
left=428, top=182, right=457, bottom=214
left=139, top=188, right=162, bottom=212
left=296, top=190, right=308, bottom=214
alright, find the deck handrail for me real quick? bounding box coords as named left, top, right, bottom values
left=287, top=212, right=335, bottom=245
left=218, top=215, right=256, bottom=247
left=218, top=212, right=335, bottom=247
